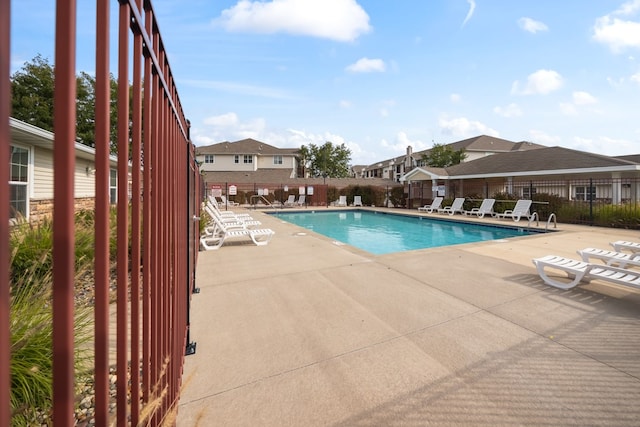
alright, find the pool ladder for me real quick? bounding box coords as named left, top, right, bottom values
left=527, top=211, right=557, bottom=232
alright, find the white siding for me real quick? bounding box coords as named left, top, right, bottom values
left=32, top=147, right=54, bottom=199
left=32, top=146, right=98, bottom=199
left=256, top=154, right=296, bottom=169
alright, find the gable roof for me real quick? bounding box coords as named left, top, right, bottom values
left=196, top=138, right=298, bottom=156
left=401, top=146, right=640, bottom=181
left=616, top=154, right=640, bottom=164
left=444, top=135, right=545, bottom=153
left=366, top=135, right=546, bottom=170
left=445, top=146, right=639, bottom=177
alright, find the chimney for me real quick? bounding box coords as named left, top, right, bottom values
left=405, top=145, right=413, bottom=168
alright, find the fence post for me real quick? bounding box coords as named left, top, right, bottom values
left=0, top=1, right=11, bottom=424
left=589, top=178, right=594, bottom=225
left=52, top=1, right=78, bottom=424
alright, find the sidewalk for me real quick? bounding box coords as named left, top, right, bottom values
left=177, top=208, right=640, bottom=426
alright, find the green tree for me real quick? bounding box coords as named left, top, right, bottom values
left=10, top=54, right=55, bottom=131
left=422, top=143, right=467, bottom=167
left=300, top=141, right=352, bottom=178
left=11, top=55, right=120, bottom=153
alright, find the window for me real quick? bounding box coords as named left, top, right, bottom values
left=204, top=154, right=215, bottom=164
left=575, top=186, right=596, bottom=201
left=234, top=155, right=239, bottom=164
left=109, top=168, right=117, bottom=204
left=522, top=187, right=537, bottom=199
left=9, top=145, right=29, bottom=219
left=273, top=155, right=283, bottom=165
left=243, top=155, right=252, bottom=164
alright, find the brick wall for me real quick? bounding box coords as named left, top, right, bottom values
left=29, top=197, right=97, bottom=224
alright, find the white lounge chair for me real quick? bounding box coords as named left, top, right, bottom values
left=578, top=247, right=640, bottom=269
left=495, top=199, right=532, bottom=222
left=297, top=195, right=306, bottom=206
left=220, top=195, right=239, bottom=207
left=353, top=195, right=363, bottom=207
left=611, top=240, right=640, bottom=253
left=464, top=199, right=495, bottom=218
left=533, top=255, right=640, bottom=290
left=200, top=214, right=274, bottom=250
left=207, top=196, right=250, bottom=217
left=205, top=198, right=253, bottom=219
left=283, top=195, right=296, bottom=207
left=437, top=197, right=465, bottom=216
left=203, top=204, right=261, bottom=236
left=418, top=197, right=443, bottom=213
left=336, top=195, right=347, bottom=207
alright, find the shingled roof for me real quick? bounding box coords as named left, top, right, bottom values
left=616, top=154, right=640, bottom=164
left=445, top=146, right=640, bottom=177
left=196, top=138, right=298, bottom=156
left=401, top=146, right=640, bottom=182
left=368, top=135, right=545, bottom=168
left=446, top=135, right=545, bottom=153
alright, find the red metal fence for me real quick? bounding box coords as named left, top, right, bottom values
left=2, top=0, right=201, bottom=425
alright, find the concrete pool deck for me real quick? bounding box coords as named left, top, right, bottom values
left=177, top=207, right=640, bottom=426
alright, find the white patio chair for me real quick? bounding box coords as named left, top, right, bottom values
left=495, top=199, right=532, bottom=222
left=464, top=199, right=495, bottom=218
left=532, top=255, right=640, bottom=290
left=417, top=197, right=443, bottom=213
left=437, top=197, right=465, bottom=216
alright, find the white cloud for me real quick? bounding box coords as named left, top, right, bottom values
left=572, top=91, right=598, bottom=105
left=631, top=71, right=640, bottom=83
left=592, top=1, right=640, bottom=52
left=380, top=131, right=429, bottom=154
left=493, top=103, right=523, bottom=118
left=203, top=112, right=240, bottom=127
left=528, top=130, right=561, bottom=145
left=518, top=17, right=549, bottom=34
left=438, top=116, right=500, bottom=138
left=339, top=99, right=352, bottom=108
left=572, top=135, right=638, bottom=156
left=511, top=69, right=563, bottom=95
left=193, top=112, right=377, bottom=163
left=461, top=0, right=476, bottom=27
left=614, top=0, right=640, bottom=16
left=450, top=93, right=461, bottom=103
left=285, top=129, right=373, bottom=163
left=559, top=102, right=578, bottom=116
left=214, top=0, right=372, bottom=42
left=345, top=57, right=386, bottom=73
left=196, top=112, right=268, bottom=144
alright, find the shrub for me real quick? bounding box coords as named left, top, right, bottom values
left=10, top=244, right=92, bottom=426
left=531, top=192, right=564, bottom=220
left=340, top=185, right=386, bottom=206
left=388, top=186, right=406, bottom=208
left=491, top=192, right=518, bottom=214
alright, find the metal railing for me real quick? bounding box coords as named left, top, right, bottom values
left=2, top=0, right=201, bottom=425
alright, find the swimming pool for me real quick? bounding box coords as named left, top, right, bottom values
left=270, top=210, right=537, bottom=255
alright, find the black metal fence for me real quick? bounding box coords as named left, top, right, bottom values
left=409, top=177, right=640, bottom=229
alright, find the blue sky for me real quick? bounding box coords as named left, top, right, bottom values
left=10, top=0, right=640, bottom=165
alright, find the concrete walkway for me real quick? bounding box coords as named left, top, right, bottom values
left=177, top=208, right=640, bottom=426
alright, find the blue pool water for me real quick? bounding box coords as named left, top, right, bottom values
left=270, top=210, right=536, bottom=255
